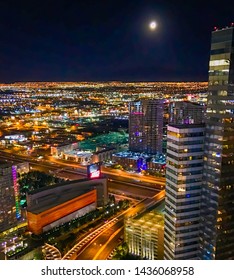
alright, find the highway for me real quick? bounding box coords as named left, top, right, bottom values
left=0, top=149, right=165, bottom=183
left=0, top=150, right=165, bottom=180
left=76, top=221, right=124, bottom=260
left=78, top=191, right=165, bottom=260
left=108, top=179, right=159, bottom=198
left=60, top=191, right=165, bottom=260
left=0, top=150, right=165, bottom=199
left=0, top=149, right=165, bottom=260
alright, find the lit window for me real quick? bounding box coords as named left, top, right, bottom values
left=209, top=59, right=229, bottom=66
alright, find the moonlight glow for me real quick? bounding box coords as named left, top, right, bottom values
left=149, top=21, right=157, bottom=30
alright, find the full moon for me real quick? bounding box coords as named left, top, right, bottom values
left=149, top=21, right=157, bottom=30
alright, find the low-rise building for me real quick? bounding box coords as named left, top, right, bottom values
left=112, top=151, right=166, bottom=172
left=125, top=207, right=164, bottom=260
left=26, top=177, right=108, bottom=235
left=61, top=150, right=93, bottom=165
left=92, top=147, right=116, bottom=163
left=51, top=142, right=79, bottom=157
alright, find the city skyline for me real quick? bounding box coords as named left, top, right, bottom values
left=0, top=1, right=234, bottom=262
left=0, top=0, right=233, bottom=83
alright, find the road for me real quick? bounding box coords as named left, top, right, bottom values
left=60, top=191, right=165, bottom=260
left=108, top=180, right=158, bottom=198
left=0, top=150, right=164, bottom=199
left=77, top=221, right=124, bottom=260
left=77, top=191, right=165, bottom=260
left=0, top=150, right=165, bottom=185
left=0, top=149, right=165, bottom=260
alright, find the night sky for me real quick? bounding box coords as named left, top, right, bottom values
left=0, top=0, right=233, bottom=83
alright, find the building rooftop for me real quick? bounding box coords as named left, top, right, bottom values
left=94, top=147, right=116, bottom=154
left=113, top=151, right=166, bottom=163
left=28, top=188, right=94, bottom=214
left=28, top=177, right=100, bottom=195
left=27, top=177, right=106, bottom=214
left=126, top=201, right=165, bottom=229
left=168, top=123, right=205, bottom=129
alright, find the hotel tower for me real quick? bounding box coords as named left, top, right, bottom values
left=200, top=25, right=234, bottom=260
left=164, top=25, right=234, bottom=260
left=129, top=99, right=164, bottom=154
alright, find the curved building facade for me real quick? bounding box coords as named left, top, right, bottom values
left=26, top=177, right=107, bottom=235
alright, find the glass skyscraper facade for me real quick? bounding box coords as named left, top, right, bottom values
left=169, top=101, right=205, bottom=125
left=200, top=26, right=234, bottom=259
left=129, top=99, right=164, bottom=154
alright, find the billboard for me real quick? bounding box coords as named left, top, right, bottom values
left=87, top=162, right=101, bottom=179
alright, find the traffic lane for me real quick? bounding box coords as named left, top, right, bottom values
left=106, top=174, right=165, bottom=189
left=0, top=150, right=165, bottom=188
left=94, top=227, right=124, bottom=260
left=69, top=192, right=165, bottom=260
left=102, top=166, right=165, bottom=184
left=108, top=181, right=158, bottom=198
left=76, top=221, right=123, bottom=260
left=52, top=170, right=85, bottom=180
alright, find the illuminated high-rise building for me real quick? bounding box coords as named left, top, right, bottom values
left=129, top=99, right=164, bottom=154
left=164, top=124, right=205, bottom=259
left=169, top=101, right=205, bottom=125
left=200, top=25, right=234, bottom=260
left=0, top=162, right=21, bottom=232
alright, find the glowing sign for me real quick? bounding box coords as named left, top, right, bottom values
left=87, top=162, right=101, bottom=179
left=12, top=166, right=21, bottom=219
left=90, top=170, right=101, bottom=178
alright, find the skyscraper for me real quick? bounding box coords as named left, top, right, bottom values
left=164, top=124, right=205, bottom=259
left=200, top=25, right=234, bottom=260
left=169, top=101, right=205, bottom=125
left=0, top=162, right=20, bottom=232
left=129, top=99, right=164, bottom=154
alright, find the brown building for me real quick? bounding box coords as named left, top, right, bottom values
left=27, top=177, right=107, bottom=235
